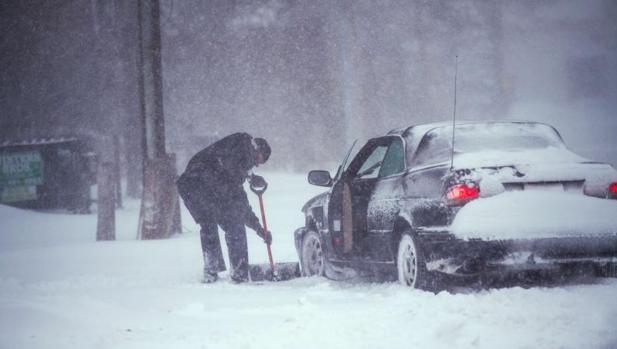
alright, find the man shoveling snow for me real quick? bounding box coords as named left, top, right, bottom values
left=176, top=132, right=272, bottom=283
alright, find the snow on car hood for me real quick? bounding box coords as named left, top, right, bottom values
left=450, top=191, right=617, bottom=241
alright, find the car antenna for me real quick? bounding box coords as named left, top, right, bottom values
left=450, top=55, right=459, bottom=172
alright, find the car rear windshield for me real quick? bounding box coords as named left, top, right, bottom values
left=411, top=123, right=564, bottom=168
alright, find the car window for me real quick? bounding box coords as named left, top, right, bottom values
left=378, top=138, right=405, bottom=178
left=355, top=145, right=388, bottom=179
left=410, top=130, right=452, bottom=168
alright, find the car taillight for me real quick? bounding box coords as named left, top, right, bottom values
left=609, top=182, right=617, bottom=199
left=445, top=183, right=480, bottom=205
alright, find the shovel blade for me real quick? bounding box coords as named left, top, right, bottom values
left=249, top=262, right=301, bottom=282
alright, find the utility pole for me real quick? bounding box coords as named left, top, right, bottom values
left=136, top=0, right=181, bottom=239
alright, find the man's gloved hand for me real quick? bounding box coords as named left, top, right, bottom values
left=257, top=227, right=272, bottom=244
left=249, top=174, right=267, bottom=190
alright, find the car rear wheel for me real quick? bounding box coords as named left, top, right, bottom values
left=301, top=230, right=325, bottom=277
left=397, top=231, right=435, bottom=291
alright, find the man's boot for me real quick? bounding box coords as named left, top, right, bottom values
left=230, top=258, right=249, bottom=283
left=203, top=271, right=219, bottom=284
left=221, top=221, right=249, bottom=283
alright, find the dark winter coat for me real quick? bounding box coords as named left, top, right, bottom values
left=177, top=132, right=261, bottom=232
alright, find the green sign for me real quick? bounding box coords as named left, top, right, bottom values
left=1, top=185, right=38, bottom=203
left=0, top=151, right=44, bottom=187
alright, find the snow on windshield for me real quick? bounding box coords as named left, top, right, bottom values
left=411, top=123, right=585, bottom=169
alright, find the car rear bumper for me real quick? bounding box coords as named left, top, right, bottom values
left=417, top=229, right=617, bottom=277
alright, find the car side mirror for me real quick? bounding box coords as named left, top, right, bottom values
left=308, top=170, right=333, bottom=187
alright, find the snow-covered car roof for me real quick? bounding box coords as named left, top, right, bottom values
left=389, top=120, right=562, bottom=143
left=388, top=120, right=569, bottom=168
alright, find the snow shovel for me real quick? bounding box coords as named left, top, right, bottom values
left=248, top=178, right=301, bottom=282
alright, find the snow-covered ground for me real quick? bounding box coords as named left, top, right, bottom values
left=1, top=172, right=617, bottom=349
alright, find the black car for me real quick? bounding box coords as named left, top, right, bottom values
left=294, top=121, right=617, bottom=290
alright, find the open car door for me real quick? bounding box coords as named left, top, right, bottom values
left=328, top=138, right=393, bottom=259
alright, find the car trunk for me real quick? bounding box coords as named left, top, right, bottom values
left=449, top=185, right=617, bottom=240
left=465, top=161, right=617, bottom=198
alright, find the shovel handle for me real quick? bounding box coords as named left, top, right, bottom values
left=256, top=192, right=275, bottom=270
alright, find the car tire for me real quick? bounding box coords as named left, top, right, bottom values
left=397, top=231, right=437, bottom=291
left=301, top=230, right=326, bottom=277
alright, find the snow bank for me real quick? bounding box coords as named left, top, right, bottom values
left=451, top=191, right=617, bottom=240
left=0, top=198, right=142, bottom=251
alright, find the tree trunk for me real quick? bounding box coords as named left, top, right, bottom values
left=137, top=0, right=181, bottom=239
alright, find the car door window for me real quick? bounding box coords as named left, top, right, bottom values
left=355, top=145, right=388, bottom=179
left=378, top=138, right=405, bottom=178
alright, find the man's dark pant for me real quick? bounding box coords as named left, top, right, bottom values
left=177, top=175, right=249, bottom=281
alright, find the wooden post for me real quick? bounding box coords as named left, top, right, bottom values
left=113, top=135, right=123, bottom=208
left=97, top=161, right=116, bottom=241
